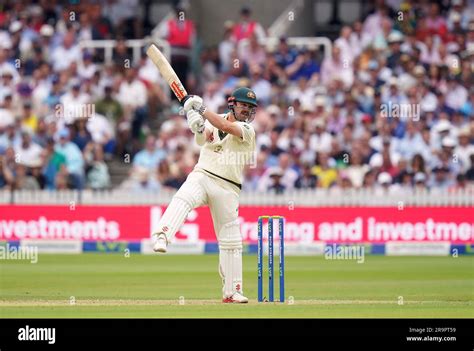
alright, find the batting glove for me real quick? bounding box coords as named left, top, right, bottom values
left=183, top=95, right=204, bottom=114
left=187, top=110, right=205, bottom=134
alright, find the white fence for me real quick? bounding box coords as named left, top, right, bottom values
left=0, top=189, right=472, bottom=207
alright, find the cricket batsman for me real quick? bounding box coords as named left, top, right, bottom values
left=152, top=87, right=257, bottom=303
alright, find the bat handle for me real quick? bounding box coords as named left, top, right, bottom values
left=180, top=95, right=191, bottom=106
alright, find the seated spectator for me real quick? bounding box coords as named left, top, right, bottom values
left=239, top=32, right=266, bottom=68
left=117, top=67, right=148, bottom=147
left=86, top=113, right=116, bottom=158
left=374, top=172, right=398, bottom=195
left=129, top=167, right=160, bottom=192
left=218, top=21, right=236, bottom=73
left=250, top=65, right=271, bottom=105
left=362, top=169, right=377, bottom=190
left=95, top=84, right=124, bottom=123
left=310, top=119, right=332, bottom=153
left=320, top=46, right=353, bottom=88
left=14, top=131, right=43, bottom=169
left=13, top=163, right=40, bottom=190
left=0, top=152, right=14, bottom=189
left=258, top=154, right=298, bottom=192
left=20, top=102, right=38, bottom=133
left=162, top=161, right=188, bottom=190
left=0, top=123, right=21, bottom=150
left=414, top=172, right=428, bottom=190
left=274, top=36, right=298, bottom=69
left=465, top=155, right=474, bottom=182
left=265, top=167, right=286, bottom=194
left=42, top=137, right=66, bottom=190
left=84, top=142, right=110, bottom=190
left=50, top=32, right=81, bottom=71
left=59, top=80, right=91, bottom=125
left=456, top=127, right=474, bottom=174
left=295, top=163, right=317, bottom=189
left=77, top=51, right=97, bottom=80
left=312, top=152, right=338, bottom=188
left=132, top=135, right=166, bottom=171
left=54, top=128, right=85, bottom=190
left=112, top=38, right=133, bottom=73
left=345, top=151, right=369, bottom=188
left=428, top=166, right=455, bottom=189
left=72, top=118, right=93, bottom=151
left=286, top=49, right=319, bottom=82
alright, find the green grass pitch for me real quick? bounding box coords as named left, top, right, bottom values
left=0, top=254, right=472, bottom=318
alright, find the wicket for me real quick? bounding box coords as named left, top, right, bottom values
left=258, top=215, right=285, bottom=302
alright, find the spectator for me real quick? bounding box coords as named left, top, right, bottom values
left=50, top=32, right=80, bottom=72
left=112, top=38, right=133, bottom=73
left=320, top=46, right=353, bottom=88
left=0, top=152, right=14, bottom=189
left=375, top=171, right=396, bottom=195
left=71, top=118, right=92, bottom=151
left=84, top=142, right=111, bottom=190
left=312, top=152, right=338, bottom=188
left=362, top=169, right=377, bottom=189
left=86, top=113, right=116, bottom=158
left=13, top=163, right=40, bottom=190
left=428, top=166, right=455, bottom=189
left=14, top=131, right=43, bottom=169
left=309, top=118, right=332, bottom=153
left=335, top=26, right=355, bottom=64
left=219, top=21, right=236, bottom=73
left=250, top=65, right=271, bottom=105
left=116, top=67, right=148, bottom=145
left=258, top=154, right=298, bottom=192
left=231, top=6, right=266, bottom=43
left=132, top=135, right=166, bottom=172
left=20, top=102, right=38, bottom=134
left=345, top=151, right=369, bottom=188
left=42, top=137, right=66, bottom=190
left=285, top=49, right=320, bottom=81
left=59, top=80, right=91, bottom=125
left=295, top=163, right=317, bottom=189
left=414, top=172, right=428, bottom=190
left=263, top=167, right=286, bottom=194
left=127, top=166, right=160, bottom=192
left=465, top=155, right=474, bottom=182
left=95, top=84, right=124, bottom=125
left=157, top=6, right=195, bottom=85
left=54, top=128, right=85, bottom=190
left=239, top=33, right=266, bottom=68
left=274, top=36, right=298, bottom=69
left=78, top=51, right=97, bottom=80
left=456, top=127, right=474, bottom=174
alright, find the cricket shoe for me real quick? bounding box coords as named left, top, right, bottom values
left=222, top=292, right=249, bottom=304
left=152, top=233, right=168, bottom=253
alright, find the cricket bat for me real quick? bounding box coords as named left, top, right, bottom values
left=146, top=44, right=189, bottom=104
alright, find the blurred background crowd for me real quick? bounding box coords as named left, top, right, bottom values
left=0, top=0, right=472, bottom=194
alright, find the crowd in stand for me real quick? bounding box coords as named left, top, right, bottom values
left=0, top=1, right=472, bottom=193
